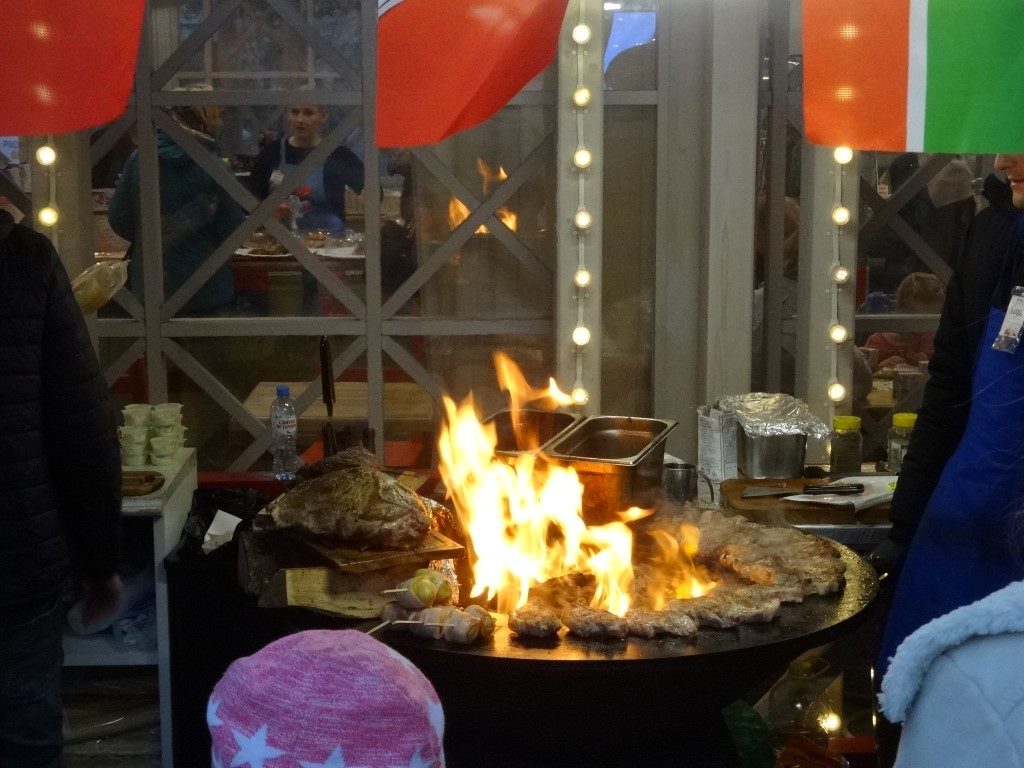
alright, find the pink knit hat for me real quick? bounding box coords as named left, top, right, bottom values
left=208, top=630, right=445, bottom=768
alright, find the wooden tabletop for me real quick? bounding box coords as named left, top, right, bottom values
left=242, top=381, right=435, bottom=434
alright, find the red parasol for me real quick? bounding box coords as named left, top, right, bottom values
left=2, top=1, right=145, bottom=135
left=376, top=0, right=569, bottom=148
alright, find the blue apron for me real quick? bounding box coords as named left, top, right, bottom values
left=879, top=305, right=1024, bottom=675
left=279, top=138, right=344, bottom=234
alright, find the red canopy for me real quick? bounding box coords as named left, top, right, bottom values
left=377, top=0, right=569, bottom=148
left=2, top=1, right=145, bottom=135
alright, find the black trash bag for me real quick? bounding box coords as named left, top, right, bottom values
left=178, top=487, right=271, bottom=558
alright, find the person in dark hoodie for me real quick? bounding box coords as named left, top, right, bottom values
left=873, top=167, right=1023, bottom=680
left=109, top=102, right=245, bottom=316
left=0, top=210, right=123, bottom=765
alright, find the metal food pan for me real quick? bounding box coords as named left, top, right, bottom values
left=483, top=409, right=582, bottom=459
left=546, top=416, right=678, bottom=521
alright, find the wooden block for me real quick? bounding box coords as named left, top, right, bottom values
left=258, top=567, right=397, bottom=618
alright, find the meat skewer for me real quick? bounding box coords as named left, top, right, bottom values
left=561, top=603, right=628, bottom=639
left=368, top=601, right=410, bottom=634
left=464, top=605, right=496, bottom=640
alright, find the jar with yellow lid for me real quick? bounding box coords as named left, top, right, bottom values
left=830, top=416, right=862, bottom=474
left=887, top=412, right=918, bottom=474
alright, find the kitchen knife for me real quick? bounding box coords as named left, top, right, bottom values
left=319, top=336, right=338, bottom=457
left=741, top=483, right=865, bottom=499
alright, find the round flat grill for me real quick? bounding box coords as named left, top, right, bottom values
left=385, top=542, right=878, bottom=768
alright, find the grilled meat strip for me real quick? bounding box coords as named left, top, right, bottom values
left=666, top=591, right=781, bottom=628
left=561, top=603, right=628, bottom=639
left=625, top=608, right=698, bottom=638
left=509, top=601, right=562, bottom=638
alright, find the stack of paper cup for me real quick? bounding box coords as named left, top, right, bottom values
left=118, top=421, right=149, bottom=466
left=149, top=403, right=185, bottom=465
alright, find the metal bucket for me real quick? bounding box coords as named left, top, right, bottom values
left=547, top=416, right=677, bottom=522
left=736, top=429, right=807, bottom=479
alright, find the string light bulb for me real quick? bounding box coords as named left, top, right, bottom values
left=573, top=147, right=592, bottom=169
left=37, top=206, right=59, bottom=226
left=571, top=23, right=592, bottom=44
left=828, top=323, right=849, bottom=344
left=35, top=145, right=56, bottom=166
left=833, top=146, right=854, bottom=165
left=827, top=381, right=847, bottom=403
left=574, top=268, right=592, bottom=288
left=832, top=264, right=851, bottom=284
left=572, top=386, right=590, bottom=405
left=572, top=325, right=592, bottom=346
left=831, top=205, right=851, bottom=226
left=572, top=86, right=592, bottom=108
left=574, top=208, right=593, bottom=230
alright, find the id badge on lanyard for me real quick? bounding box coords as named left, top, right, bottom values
left=993, top=286, right=1024, bottom=353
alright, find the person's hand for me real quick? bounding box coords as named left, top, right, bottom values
left=866, top=538, right=907, bottom=580
left=272, top=202, right=291, bottom=222
left=81, top=574, right=124, bottom=625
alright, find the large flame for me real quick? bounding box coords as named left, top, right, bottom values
left=438, top=394, right=638, bottom=615
left=437, top=355, right=714, bottom=617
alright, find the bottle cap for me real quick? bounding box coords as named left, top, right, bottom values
left=892, top=412, right=918, bottom=429
left=832, top=415, right=861, bottom=431
left=276, top=385, right=290, bottom=397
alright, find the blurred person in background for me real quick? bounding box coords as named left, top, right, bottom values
left=0, top=210, right=123, bottom=766
left=109, top=101, right=245, bottom=316
left=248, top=103, right=364, bottom=234
left=863, top=272, right=946, bottom=372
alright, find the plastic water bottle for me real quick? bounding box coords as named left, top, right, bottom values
left=270, top=385, right=298, bottom=480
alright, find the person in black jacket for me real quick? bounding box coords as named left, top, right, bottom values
left=0, top=210, right=123, bottom=766
left=872, top=173, right=1017, bottom=569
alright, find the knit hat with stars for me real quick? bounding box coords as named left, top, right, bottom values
left=208, top=630, right=445, bottom=768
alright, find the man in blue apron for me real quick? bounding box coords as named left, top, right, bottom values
left=878, top=155, right=1024, bottom=676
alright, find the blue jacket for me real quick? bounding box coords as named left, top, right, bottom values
left=109, top=132, right=245, bottom=316
left=880, top=580, right=1024, bottom=768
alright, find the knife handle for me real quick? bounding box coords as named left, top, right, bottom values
left=803, top=483, right=864, bottom=495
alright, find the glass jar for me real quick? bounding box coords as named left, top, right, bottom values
left=767, top=656, right=834, bottom=746
left=830, top=416, right=862, bottom=474
left=887, top=412, right=918, bottom=474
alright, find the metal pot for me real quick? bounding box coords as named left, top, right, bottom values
left=737, top=429, right=807, bottom=479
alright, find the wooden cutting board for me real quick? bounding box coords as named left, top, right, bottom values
left=720, top=478, right=890, bottom=525
left=122, top=471, right=165, bottom=496
left=290, top=529, right=464, bottom=574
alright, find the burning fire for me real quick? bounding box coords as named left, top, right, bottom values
left=437, top=353, right=716, bottom=617
left=644, top=526, right=717, bottom=610
left=447, top=157, right=518, bottom=234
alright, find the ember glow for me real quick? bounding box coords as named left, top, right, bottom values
left=438, top=354, right=712, bottom=617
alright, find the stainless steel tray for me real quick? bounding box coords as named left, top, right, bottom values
left=483, top=409, right=582, bottom=459
left=546, top=416, right=677, bottom=521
